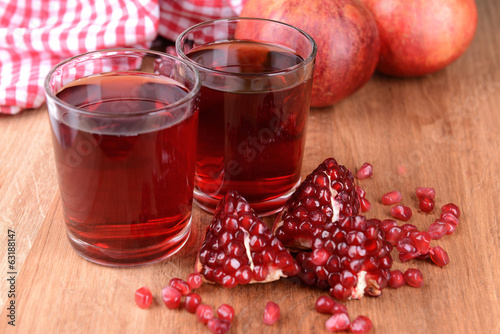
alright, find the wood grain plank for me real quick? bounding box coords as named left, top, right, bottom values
left=1, top=0, right=499, bottom=332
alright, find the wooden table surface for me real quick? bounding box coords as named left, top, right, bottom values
left=1, top=1, right=499, bottom=333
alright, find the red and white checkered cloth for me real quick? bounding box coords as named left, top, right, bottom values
left=0, top=0, right=244, bottom=115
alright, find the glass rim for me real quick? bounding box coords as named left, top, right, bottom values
left=44, top=48, right=201, bottom=118
left=175, top=17, right=317, bottom=78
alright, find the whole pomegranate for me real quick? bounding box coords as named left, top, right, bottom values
left=361, top=0, right=477, bottom=76
left=241, top=0, right=380, bottom=108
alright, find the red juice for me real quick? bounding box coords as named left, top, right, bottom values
left=187, top=41, right=313, bottom=214
left=51, top=73, right=198, bottom=265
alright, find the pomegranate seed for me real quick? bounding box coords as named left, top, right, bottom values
left=161, top=286, right=181, bottom=309
left=207, top=318, right=231, bottom=334
left=169, top=278, right=191, bottom=296
left=263, top=301, right=280, bottom=325
left=381, top=191, right=402, bottom=205
left=360, top=198, right=371, bottom=212
left=428, top=222, right=448, bottom=240
left=325, top=312, right=350, bottom=332
left=440, top=212, right=459, bottom=226
left=388, top=270, right=406, bottom=288
left=217, top=304, right=235, bottom=322
left=134, top=286, right=153, bottom=309
left=390, top=205, right=412, bottom=221
left=187, top=273, right=203, bottom=290
left=356, top=186, right=366, bottom=198
left=416, top=187, right=435, bottom=200
left=332, top=302, right=348, bottom=314
left=386, top=226, right=403, bottom=245
left=356, top=163, right=373, bottom=180
left=441, top=203, right=460, bottom=218
left=410, top=231, right=431, bottom=253
left=311, top=248, right=330, bottom=266
left=184, top=293, right=202, bottom=313
left=350, top=315, right=373, bottom=334
left=315, top=296, right=335, bottom=314
left=430, top=246, right=450, bottom=267
left=196, top=304, right=213, bottom=324
left=379, top=219, right=397, bottom=233
left=404, top=269, right=423, bottom=288
left=419, top=196, right=435, bottom=213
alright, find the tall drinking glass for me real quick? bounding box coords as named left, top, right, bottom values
left=176, top=18, right=317, bottom=216
left=44, top=49, right=200, bottom=266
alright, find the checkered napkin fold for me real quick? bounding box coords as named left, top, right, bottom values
left=0, top=0, right=244, bottom=114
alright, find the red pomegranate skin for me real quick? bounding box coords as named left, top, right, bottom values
left=361, top=0, right=478, bottom=76
left=241, top=0, right=380, bottom=108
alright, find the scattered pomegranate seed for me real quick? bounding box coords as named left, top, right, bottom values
left=332, top=303, right=348, bottom=315
left=184, top=293, right=202, bottom=313
left=350, top=315, right=373, bottom=334
left=356, top=163, right=373, bottom=180
left=440, top=212, right=459, bottom=226
left=134, top=286, right=153, bottom=309
left=381, top=191, right=402, bottom=205
left=162, top=286, right=182, bottom=309
left=315, top=296, right=335, bottom=314
left=196, top=304, right=214, bottom=325
left=263, top=301, right=280, bottom=325
left=169, top=278, right=191, bottom=296
left=217, top=304, right=235, bottom=322
left=404, top=269, right=423, bottom=288
left=427, top=221, right=448, bottom=240
left=356, top=186, right=366, bottom=198
left=416, top=187, right=435, bottom=200
left=360, top=198, right=371, bottom=212
left=187, top=273, right=203, bottom=290
left=441, top=203, right=460, bottom=218
left=419, top=196, right=435, bottom=213
left=325, top=312, right=350, bottom=332
left=388, top=270, right=406, bottom=288
left=207, top=318, right=231, bottom=334
left=429, top=246, right=450, bottom=267
left=390, top=205, right=412, bottom=221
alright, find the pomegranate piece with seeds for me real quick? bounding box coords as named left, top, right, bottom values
left=295, top=215, right=393, bottom=300
left=325, top=312, right=351, bottom=332
left=162, top=286, right=182, bottom=309
left=217, top=304, right=235, bottom=322
left=356, top=163, right=373, bottom=180
left=263, top=301, right=280, bottom=325
left=273, top=158, right=360, bottom=250
left=350, top=315, right=373, bottom=334
left=419, top=196, right=435, bottom=213
left=196, top=304, right=214, bottom=324
left=135, top=286, right=153, bottom=309
left=416, top=187, right=436, bottom=200
left=390, top=205, right=412, bottom=221
left=381, top=191, right=402, bottom=205
left=196, top=191, right=299, bottom=287
left=184, top=293, right=202, bottom=313
left=404, top=269, right=423, bottom=288
left=207, top=318, right=231, bottom=334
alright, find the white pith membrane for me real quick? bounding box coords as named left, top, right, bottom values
left=352, top=270, right=368, bottom=299
left=243, top=230, right=285, bottom=283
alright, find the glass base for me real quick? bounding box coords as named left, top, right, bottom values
left=193, top=178, right=301, bottom=217
left=66, top=217, right=192, bottom=267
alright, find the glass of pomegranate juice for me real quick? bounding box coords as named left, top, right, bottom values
left=44, top=49, right=200, bottom=266
left=176, top=18, right=317, bottom=216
